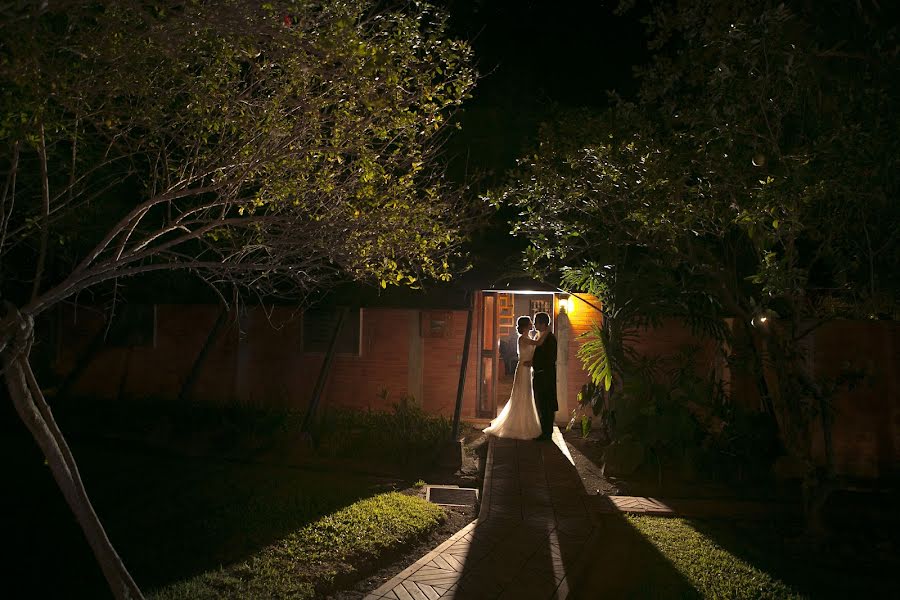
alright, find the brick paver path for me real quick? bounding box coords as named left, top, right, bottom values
left=366, top=429, right=794, bottom=599
left=366, top=428, right=595, bottom=599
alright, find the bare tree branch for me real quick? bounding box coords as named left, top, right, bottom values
left=0, top=140, right=19, bottom=256
left=31, top=125, right=50, bottom=301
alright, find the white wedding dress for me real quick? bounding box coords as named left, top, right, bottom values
left=483, top=335, right=542, bottom=439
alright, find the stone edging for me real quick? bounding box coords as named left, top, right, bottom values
left=366, top=520, right=480, bottom=598
left=590, top=495, right=800, bottom=519
left=477, top=435, right=496, bottom=520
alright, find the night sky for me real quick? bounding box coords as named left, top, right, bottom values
left=444, top=1, right=647, bottom=175
left=438, top=1, right=650, bottom=267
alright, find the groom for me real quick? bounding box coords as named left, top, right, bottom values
left=531, top=311, right=558, bottom=440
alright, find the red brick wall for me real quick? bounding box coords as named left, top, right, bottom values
left=558, top=295, right=720, bottom=420
left=56, top=304, right=479, bottom=420
left=422, top=309, right=478, bottom=418
left=59, top=304, right=234, bottom=402
left=324, top=308, right=410, bottom=410
left=234, top=306, right=306, bottom=409
left=807, top=321, right=900, bottom=478
left=56, top=303, right=899, bottom=478
left=58, top=306, right=120, bottom=400
left=558, top=293, right=603, bottom=420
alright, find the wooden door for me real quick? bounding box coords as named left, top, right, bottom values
left=477, top=292, right=499, bottom=418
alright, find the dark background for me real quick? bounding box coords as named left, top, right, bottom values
left=439, top=0, right=649, bottom=265
left=444, top=0, right=647, bottom=178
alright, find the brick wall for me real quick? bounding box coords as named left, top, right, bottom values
left=60, top=304, right=236, bottom=402
left=807, top=320, right=900, bottom=478
left=422, top=309, right=478, bottom=418
left=559, top=295, right=720, bottom=420
left=55, top=303, right=900, bottom=478
left=557, top=293, right=602, bottom=420
left=324, top=308, right=410, bottom=410
left=56, top=303, right=479, bottom=420
left=235, top=306, right=307, bottom=409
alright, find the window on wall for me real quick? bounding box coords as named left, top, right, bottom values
left=529, top=298, right=552, bottom=318
left=497, top=293, right=514, bottom=339
left=302, top=307, right=361, bottom=355
left=106, top=304, right=156, bottom=347
left=421, top=311, right=452, bottom=338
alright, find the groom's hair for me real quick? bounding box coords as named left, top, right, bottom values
left=516, top=316, right=532, bottom=330
left=534, top=312, right=551, bottom=326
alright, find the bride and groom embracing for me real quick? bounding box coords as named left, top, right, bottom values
left=484, top=312, right=558, bottom=441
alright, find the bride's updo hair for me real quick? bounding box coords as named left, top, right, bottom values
left=516, top=316, right=532, bottom=331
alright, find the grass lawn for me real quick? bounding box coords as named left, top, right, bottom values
left=152, top=492, right=445, bottom=599
left=10, top=432, right=446, bottom=599
left=581, top=513, right=898, bottom=598
left=627, top=515, right=800, bottom=599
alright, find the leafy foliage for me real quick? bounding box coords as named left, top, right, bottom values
left=498, top=0, right=900, bottom=323
left=578, top=321, right=617, bottom=392
left=2, top=10, right=477, bottom=591
left=316, top=396, right=453, bottom=467
left=1, top=0, right=480, bottom=314
left=498, top=0, right=899, bottom=479
left=57, top=393, right=454, bottom=469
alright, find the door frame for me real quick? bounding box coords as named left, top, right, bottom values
left=475, top=291, right=499, bottom=418
left=476, top=290, right=562, bottom=419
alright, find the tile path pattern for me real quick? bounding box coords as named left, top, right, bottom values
left=366, top=428, right=596, bottom=599
left=366, top=428, right=793, bottom=599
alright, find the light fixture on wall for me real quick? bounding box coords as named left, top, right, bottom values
left=751, top=308, right=777, bottom=328
left=559, top=294, right=575, bottom=315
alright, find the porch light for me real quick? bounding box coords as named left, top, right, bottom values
left=566, top=295, right=576, bottom=314
left=751, top=310, right=774, bottom=328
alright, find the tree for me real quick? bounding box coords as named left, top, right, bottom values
left=497, top=0, right=899, bottom=509
left=0, top=1, right=476, bottom=597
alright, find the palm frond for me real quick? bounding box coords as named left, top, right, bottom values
left=577, top=320, right=615, bottom=390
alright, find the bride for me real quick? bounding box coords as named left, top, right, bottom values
left=483, top=315, right=545, bottom=440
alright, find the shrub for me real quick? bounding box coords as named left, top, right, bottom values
left=315, top=396, right=452, bottom=467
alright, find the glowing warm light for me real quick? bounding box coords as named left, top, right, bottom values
left=751, top=312, right=771, bottom=328
left=558, top=295, right=575, bottom=315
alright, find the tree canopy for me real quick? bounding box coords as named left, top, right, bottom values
left=0, top=2, right=478, bottom=597
left=500, top=0, right=898, bottom=323
left=496, top=0, right=899, bottom=475
left=1, top=0, right=479, bottom=316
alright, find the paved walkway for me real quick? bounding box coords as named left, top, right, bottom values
left=365, top=429, right=792, bottom=599
left=366, top=428, right=595, bottom=599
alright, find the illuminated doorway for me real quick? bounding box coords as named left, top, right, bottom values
left=476, top=290, right=557, bottom=418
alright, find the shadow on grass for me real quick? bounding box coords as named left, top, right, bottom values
left=686, top=502, right=900, bottom=598
left=562, top=432, right=900, bottom=597
left=569, top=506, right=702, bottom=599
left=8, top=428, right=113, bottom=599
left=8, top=423, right=399, bottom=599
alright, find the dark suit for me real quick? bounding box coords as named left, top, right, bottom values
left=532, top=331, right=558, bottom=437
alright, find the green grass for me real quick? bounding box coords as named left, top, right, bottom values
left=12, top=427, right=454, bottom=599
left=627, top=515, right=801, bottom=599
left=151, top=492, right=446, bottom=599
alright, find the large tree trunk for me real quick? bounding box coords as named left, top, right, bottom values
left=2, top=308, right=144, bottom=600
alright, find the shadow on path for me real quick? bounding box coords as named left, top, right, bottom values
left=368, top=429, right=697, bottom=599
